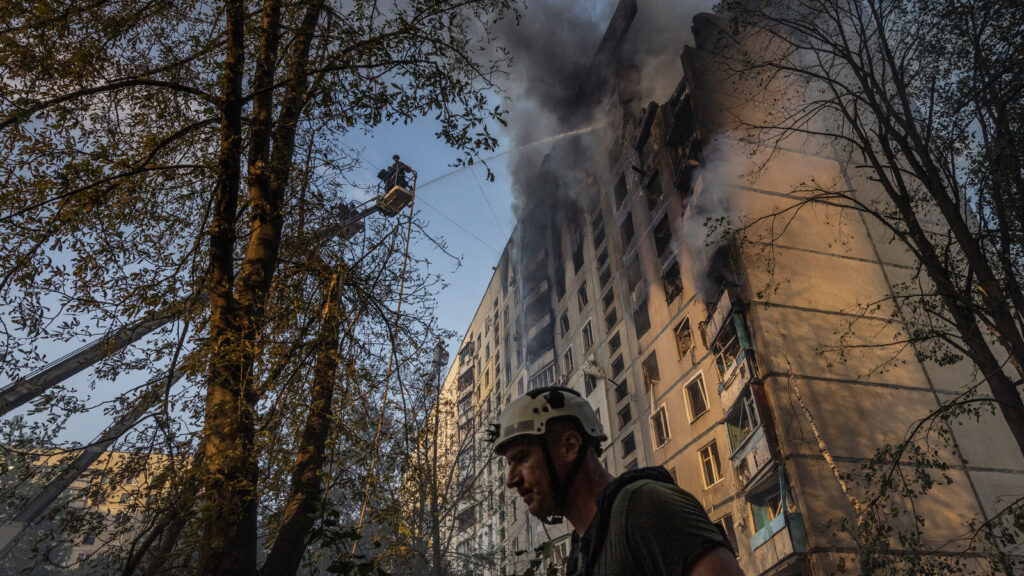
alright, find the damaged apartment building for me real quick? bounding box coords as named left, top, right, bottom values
left=424, top=2, right=1024, bottom=575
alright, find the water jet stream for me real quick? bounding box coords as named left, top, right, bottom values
left=415, top=121, right=607, bottom=191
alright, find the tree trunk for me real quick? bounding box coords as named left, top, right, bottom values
left=199, top=0, right=252, bottom=573
left=201, top=1, right=323, bottom=573
left=261, top=267, right=345, bottom=576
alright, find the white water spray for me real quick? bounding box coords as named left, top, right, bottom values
left=415, top=121, right=607, bottom=191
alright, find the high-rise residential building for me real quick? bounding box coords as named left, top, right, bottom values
left=0, top=449, right=168, bottom=574
left=425, top=2, right=1024, bottom=575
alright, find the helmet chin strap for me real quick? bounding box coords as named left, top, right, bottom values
left=537, top=435, right=589, bottom=526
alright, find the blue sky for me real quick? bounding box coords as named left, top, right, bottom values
left=9, top=0, right=630, bottom=445
left=344, top=119, right=516, bottom=361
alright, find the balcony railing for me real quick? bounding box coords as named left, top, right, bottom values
left=747, top=513, right=808, bottom=575
left=704, top=288, right=733, bottom=345
left=719, top=349, right=754, bottom=412
left=731, top=427, right=772, bottom=488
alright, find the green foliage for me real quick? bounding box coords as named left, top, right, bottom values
left=0, top=0, right=518, bottom=573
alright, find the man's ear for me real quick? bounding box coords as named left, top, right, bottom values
left=560, top=428, right=583, bottom=462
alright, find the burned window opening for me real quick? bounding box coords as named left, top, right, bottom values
left=663, top=261, right=683, bottom=304
left=614, top=174, right=628, bottom=208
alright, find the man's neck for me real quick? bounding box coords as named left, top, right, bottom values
left=564, top=461, right=614, bottom=534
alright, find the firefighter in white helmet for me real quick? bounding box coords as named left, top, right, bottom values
left=491, top=386, right=744, bottom=576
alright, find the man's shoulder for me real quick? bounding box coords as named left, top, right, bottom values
left=619, top=477, right=696, bottom=502
left=610, top=477, right=726, bottom=548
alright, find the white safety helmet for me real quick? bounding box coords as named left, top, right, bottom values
left=491, top=386, right=606, bottom=455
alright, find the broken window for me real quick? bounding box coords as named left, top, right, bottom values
left=698, top=440, right=723, bottom=488
left=602, top=287, right=615, bottom=311
left=641, top=351, right=660, bottom=391
left=618, top=403, right=633, bottom=427
left=614, top=379, right=629, bottom=402
left=685, top=374, right=709, bottom=421
left=625, top=257, right=642, bottom=293
left=609, top=332, right=621, bottom=354
left=585, top=373, right=598, bottom=395
left=748, top=483, right=784, bottom=535
left=653, top=215, right=673, bottom=259
left=663, top=261, right=683, bottom=304
left=633, top=298, right=651, bottom=339
left=621, top=432, right=636, bottom=457
left=713, top=316, right=751, bottom=379
left=675, top=318, right=693, bottom=358
left=562, top=347, right=574, bottom=375
left=716, top=515, right=740, bottom=555
left=645, top=172, right=664, bottom=211
left=621, top=212, right=635, bottom=246
left=559, top=311, right=570, bottom=336
left=554, top=265, right=566, bottom=300
left=572, top=239, right=584, bottom=273
left=727, top=387, right=761, bottom=452
left=605, top=307, right=618, bottom=331
left=614, top=173, right=628, bottom=208
left=651, top=405, right=671, bottom=447
left=599, top=264, right=612, bottom=289
left=582, top=321, right=594, bottom=351
left=611, top=355, right=624, bottom=377
left=577, top=283, right=589, bottom=312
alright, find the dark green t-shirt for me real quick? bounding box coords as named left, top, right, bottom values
left=573, top=478, right=730, bottom=576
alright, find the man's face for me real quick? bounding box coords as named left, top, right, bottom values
left=502, top=438, right=555, bottom=519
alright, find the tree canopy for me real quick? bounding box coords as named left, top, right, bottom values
left=0, top=1, right=516, bottom=574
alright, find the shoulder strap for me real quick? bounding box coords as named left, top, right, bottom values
left=576, top=466, right=675, bottom=576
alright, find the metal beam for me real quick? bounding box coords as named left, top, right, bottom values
left=0, top=313, right=177, bottom=417
left=0, top=370, right=181, bottom=558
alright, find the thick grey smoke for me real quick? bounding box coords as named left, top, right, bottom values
left=497, top=0, right=716, bottom=216
left=496, top=2, right=609, bottom=215
left=678, top=135, right=741, bottom=300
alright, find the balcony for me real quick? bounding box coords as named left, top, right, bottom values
left=719, top=349, right=754, bottom=412
left=731, top=426, right=772, bottom=488
left=704, top=288, right=733, bottom=345
left=524, top=278, right=550, bottom=309
left=526, top=312, right=552, bottom=343
left=747, top=513, right=808, bottom=575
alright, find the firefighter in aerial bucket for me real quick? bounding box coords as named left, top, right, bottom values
left=379, top=154, right=412, bottom=190
left=375, top=154, right=416, bottom=217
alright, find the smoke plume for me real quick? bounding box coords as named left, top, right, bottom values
left=497, top=0, right=716, bottom=216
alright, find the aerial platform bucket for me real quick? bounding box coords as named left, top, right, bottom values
left=376, top=185, right=414, bottom=216
left=375, top=162, right=417, bottom=217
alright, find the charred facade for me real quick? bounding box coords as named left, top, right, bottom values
left=425, top=3, right=1024, bottom=576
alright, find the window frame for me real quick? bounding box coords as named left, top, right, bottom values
left=698, top=439, right=724, bottom=488
left=562, top=346, right=574, bottom=375
left=582, top=320, right=594, bottom=351
left=577, top=283, right=589, bottom=312
left=618, top=403, right=633, bottom=428
left=650, top=404, right=671, bottom=448
left=675, top=317, right=693, bottom=358
left=684, top=373, right=710, bottom=422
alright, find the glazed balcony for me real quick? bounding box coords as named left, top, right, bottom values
left=704, top=287, right=733, bottom=345
left=731, top=426, right=772, bottom=489
left=747, top=513, right=808, bottom=575
left=719, top=349, right=754, bottom=413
